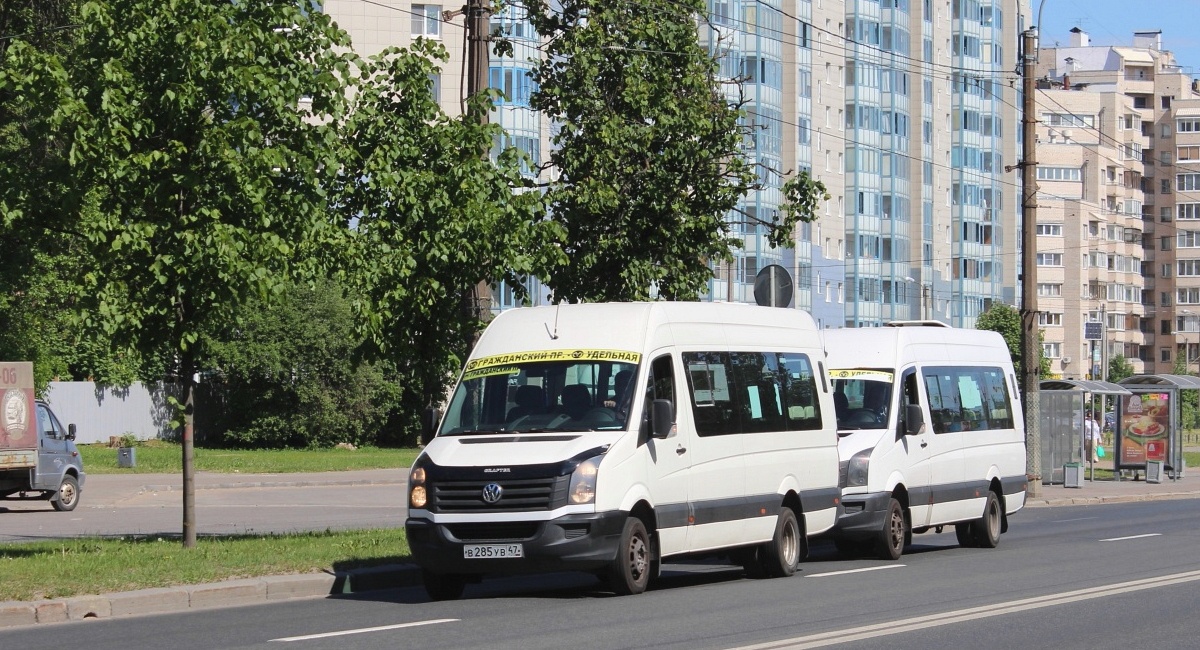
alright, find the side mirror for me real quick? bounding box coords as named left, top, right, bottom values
left=904, top=404, right=924, bottom=436
left=420, top=408, right=441, bottom=446
left=650, top=399, right=674, bottom=439
left=66, top=424, right=77, bottom=441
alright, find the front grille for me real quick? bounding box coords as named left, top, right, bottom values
left=431, top=476, right=569, bottom=512
left=444, top=522, right=542, bottom=542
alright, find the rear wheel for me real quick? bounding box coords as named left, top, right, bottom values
left=761, top=508, right=802, bottom=578
left=954, top=523, right=976, bottom=547
left=422, top=570, right=467, bottom=601
left=970, top=491, right=1002, bottom=548
left=874, top=498, right=906, bottom=560
left=51, top=475, right=79, bottom=512
left=608, top=517, right=651, bottom=595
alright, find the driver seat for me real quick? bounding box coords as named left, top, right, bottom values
left=560, top=384, right=592, bottom=420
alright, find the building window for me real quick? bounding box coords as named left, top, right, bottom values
left=412, top=4, right=442, bottom=37
left=1037, top=283, right=1062, bottom=296
left=1036, top=224, right=1063, bottom=236
left=1039, top=313, right=1063, bottom=326
left=1043, top=342, right=1061, bottom=358
left=1036, top=253, right=1063, bottom=266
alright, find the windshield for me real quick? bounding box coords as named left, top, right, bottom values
left=438, top=355, right=639, bottom=435
left=831, top=369, right=895, bottom=431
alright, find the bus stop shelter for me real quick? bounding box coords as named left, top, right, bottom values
left=1114, top=374, right=1200, bottom=480
left=1039, top=379, right=1130, bottom=484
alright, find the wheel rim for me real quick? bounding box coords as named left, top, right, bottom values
left=887, top=507, right=904, bottom=552
left=782, top=517, right=799, bottom=566
left=628, top=533, right=648, bottom=581
left=987, top=498, right=1000, bottom=539
left=60, top=481, right=76, bottom=506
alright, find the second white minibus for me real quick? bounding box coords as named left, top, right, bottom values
left=823, top=322, right=1027, bottom=560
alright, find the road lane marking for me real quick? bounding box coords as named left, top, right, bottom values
left=1100, top=533, right=1162, bottom=542
left=806, top=565, right=906, bottom=578
left=270, top=618, right=458, bottom=642
left=726, top=568, right=1200, bottom=650
left=1050, top=516, right=1100, bottom=523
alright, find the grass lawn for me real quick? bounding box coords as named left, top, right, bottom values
left=0, top=445, right=421, bottom=603
left=0, top=529, right=411, bottom=602
left=79, top=442, right=421, bottom=474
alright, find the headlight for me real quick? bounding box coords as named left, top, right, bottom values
left=846, top=448, right=872, bottom=488
left=409, top=465, right=428, bottom=509
left=568, top=456, right=601, bottom=505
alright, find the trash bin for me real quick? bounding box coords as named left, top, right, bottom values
left=1063, top=462, right=1083, bottom=488
left=117, top=447, right=136, bottom=468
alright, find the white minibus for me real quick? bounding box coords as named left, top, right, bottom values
left=823, top=322, right=1027, bottom=560
left=406, top=302, right=840, bottom=599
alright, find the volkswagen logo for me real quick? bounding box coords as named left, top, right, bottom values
left=481, top=482, right=503, bottom=504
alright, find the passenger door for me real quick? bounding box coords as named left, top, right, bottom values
left=921, top=367, right=967, bottom=526
left=681, top=352, right=745, bottom=553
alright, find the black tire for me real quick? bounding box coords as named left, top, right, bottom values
left=874, top=498, right=906, bottom=560
left=733, top=546, right=766, bottom=578
left=970, top=491, right=1002, bottom=548
left=954, top=523, right=976, bottom=547
left=608, top=517, right=652, bottom=595
left=51, top=475, right=79, bottom=512
left=761, top=508, right=802, bottom=578
left=422, top=570, right=467, bottom=601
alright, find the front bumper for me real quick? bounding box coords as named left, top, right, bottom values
left=830, top=491, right=893, bottom=540
left=406, top=510, right=627, bottom=575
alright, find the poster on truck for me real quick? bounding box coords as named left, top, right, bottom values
left=1, top=361, right=36, bottom=450
left=1116, top=391, right=1170, bottom=468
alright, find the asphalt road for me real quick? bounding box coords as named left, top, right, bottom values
left=0, top=471, right=409, bottom=542
left=4, top=498, right=1199, bottom=649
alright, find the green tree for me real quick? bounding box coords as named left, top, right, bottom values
left=1, top=0, right=357, bottom=546
left=524, top=0, right=827, bottom=302
left=1106, top=355, right=1135, bottom=383
left=976, top=303, right=1049, bottom=379
left=202, top=279, right=404, bottom=449
left=332, top=41, right=563, bottom=406
left=0, top=0, right=83, bottom=391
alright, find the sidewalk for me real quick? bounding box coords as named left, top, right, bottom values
left=4, top=468, right=1200, bottom=629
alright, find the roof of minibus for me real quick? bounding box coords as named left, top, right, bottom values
left=471, top=302, right=822, bottom=359
left=823, top=326, right=1012, bottom=369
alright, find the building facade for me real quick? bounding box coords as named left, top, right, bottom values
left=1038, top=27, right=1200, bottom=376
left=323, top=0, right=1030, bottom=329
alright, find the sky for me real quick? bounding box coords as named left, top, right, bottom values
left=1035, top=0, right=1200, bottom=74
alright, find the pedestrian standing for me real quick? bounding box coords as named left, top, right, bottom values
left=1085, top=413, right=1103, bottom=463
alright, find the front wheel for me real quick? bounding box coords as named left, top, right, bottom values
left=422, top=570, right=467, bottom=601
left=51, top=475, right=79, bottom=512
left=874, top=498, right=906, bottom=560
left=969, top=491, right=1002, bottom=548
left=608, top=517, right=651, bottom=595
left=761, top=508, right=802, bottom=578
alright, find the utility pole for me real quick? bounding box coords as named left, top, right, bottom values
left=444, top=0, right=494, bottom=344
left=466, top=0, right=492, bottom=327
left=1019, top=27, right=1043, bottom=498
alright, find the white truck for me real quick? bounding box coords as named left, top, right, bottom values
left=0, top=361, right=85, bottom=511
left=406, top=302, right=840, bottom=600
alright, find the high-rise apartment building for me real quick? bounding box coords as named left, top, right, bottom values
left=1038, top=27, right=1200, bottom=376
left=323, top=1, right=1029, bottom=328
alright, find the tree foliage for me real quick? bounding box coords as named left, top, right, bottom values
left=332, top=40, right=563, bottom=405
left=201, top=279, right=404, bottom=449
left=976, top=303, right=1049, bottom=379
left=1106, top=354, right=1134, bottom=383
left=524, top=0, right=826, bottom=302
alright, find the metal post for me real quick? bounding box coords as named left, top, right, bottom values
left=1020, top=27, right=1043, bottom=498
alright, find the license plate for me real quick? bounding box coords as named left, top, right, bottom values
left=463, top=544, right=524, bottom=559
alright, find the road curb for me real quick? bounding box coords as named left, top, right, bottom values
left=0, top=563, right=423, bottom=629
left=1025, top=490, right=1200, bottom=507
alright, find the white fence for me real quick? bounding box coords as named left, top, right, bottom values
left=43, top=381, right=177, bottom=445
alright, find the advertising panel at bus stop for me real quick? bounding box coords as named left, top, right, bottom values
left=1115, top=391, right=1170, bottom=469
